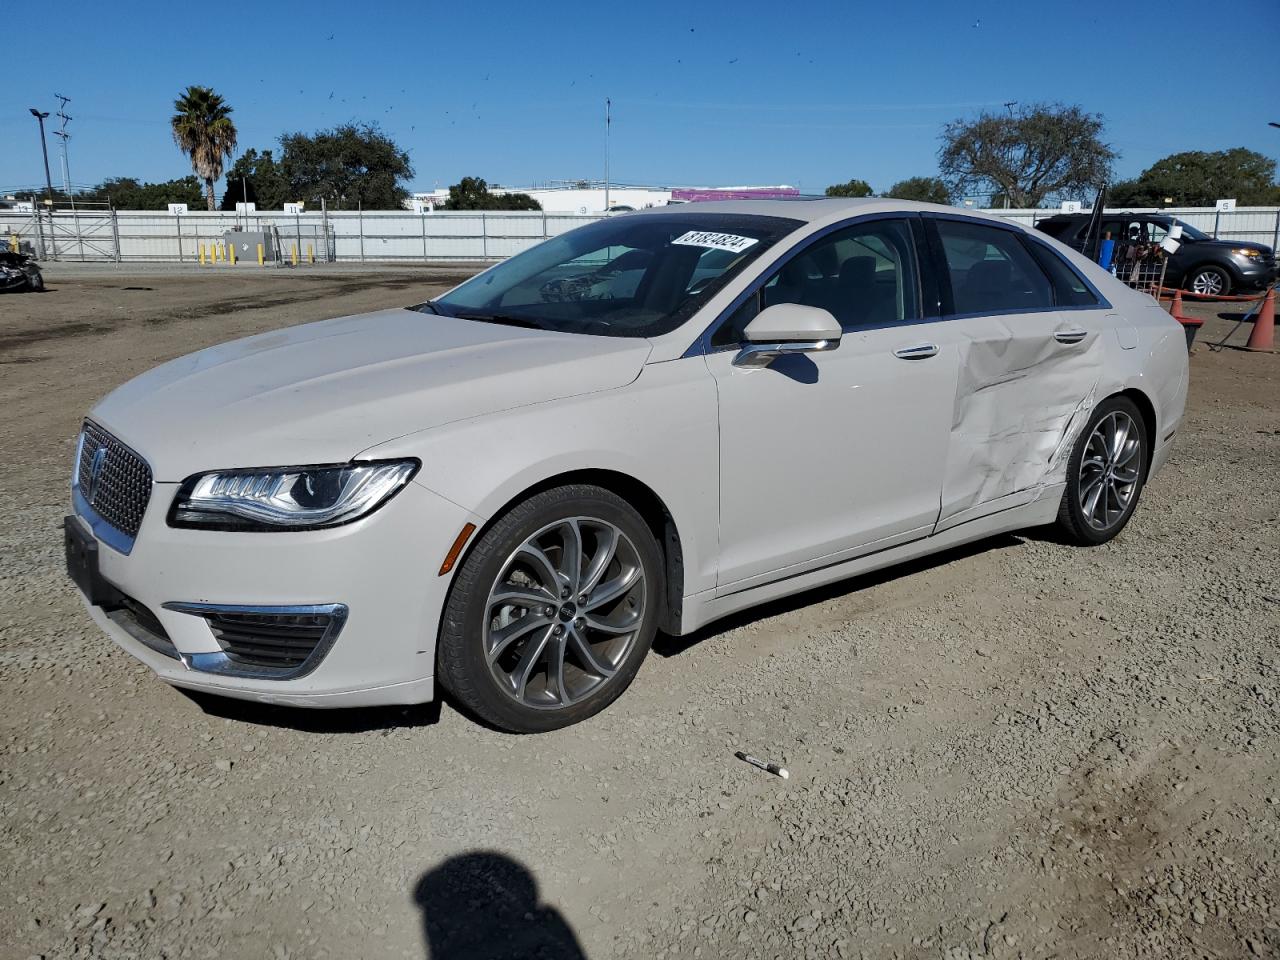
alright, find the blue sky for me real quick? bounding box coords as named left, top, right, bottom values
left=3, top=0, right=1278, bottom=198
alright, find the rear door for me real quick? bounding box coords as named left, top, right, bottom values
left=926, top=215, right=1108, bottom=531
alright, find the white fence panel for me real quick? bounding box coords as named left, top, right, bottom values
left=6, top=206, right=1278, bottom=263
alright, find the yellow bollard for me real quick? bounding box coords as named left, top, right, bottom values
left=291, top=244, right=298, bottom=266
left=199, top=243, right=206, bottom=266
left=229, top=244, right=236, bottom=265
left=213, top=242, right=221, bottom=263
left=8, top=233, right=17, bottom=253
left=307, top=243, right=314, bottom=264
left=257, top=243, right=264, bottom=266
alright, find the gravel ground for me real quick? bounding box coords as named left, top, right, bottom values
left=1, top=268, right=1277, bottom=960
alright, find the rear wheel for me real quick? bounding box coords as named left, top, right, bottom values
left=1055, top=396, right=1148, bottom=546
left=1186, top=265, right=1230, bottom=297
left=437, top=485, right=661, bottom=732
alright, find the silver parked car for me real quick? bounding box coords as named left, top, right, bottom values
left=65, top=199, right=1188, bottom=732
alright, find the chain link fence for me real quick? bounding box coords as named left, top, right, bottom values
left=3, top=205, right=1278, bottom=264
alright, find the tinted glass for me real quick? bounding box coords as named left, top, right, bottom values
left=428, top=213, right=801, bottom=338
left=711, top=218, right=919, bottom=347
left=937, top=220, right=1054, bottom=315
left=1025, top=241, right=1101, bottom=307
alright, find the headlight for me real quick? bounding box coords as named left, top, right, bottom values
left=169, top=460, right=418, bottom=530
left=1230, top=248, right=1264, bottom=259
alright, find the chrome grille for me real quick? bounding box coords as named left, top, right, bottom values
left=76, top=421, right=153, bottom=538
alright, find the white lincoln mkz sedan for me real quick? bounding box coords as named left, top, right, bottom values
left=65, top=199, right=1188, bottom=732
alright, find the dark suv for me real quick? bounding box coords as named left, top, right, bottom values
left=1036, top=212, right=1276, bottom=296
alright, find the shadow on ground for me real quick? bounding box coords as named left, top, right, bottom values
left=654, top=532, right=1025, bottom=657
left=413, top=851, right=586, bottom=959
left=179, top=688, right=442, bottom=733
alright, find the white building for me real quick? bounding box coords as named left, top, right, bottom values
left=409, top=182, right=798, bottom=214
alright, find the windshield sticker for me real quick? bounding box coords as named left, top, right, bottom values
left=671, top=230, right=759, bottom=254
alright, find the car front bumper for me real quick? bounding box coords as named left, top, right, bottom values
left=1234, top=258, right=1278, bottom=289
left=70, top=478, right=482, bottom=708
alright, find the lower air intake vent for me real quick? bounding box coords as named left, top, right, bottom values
left=207, top=610, right=335, bottom=669
left=162, top=603, right=347, bottom=678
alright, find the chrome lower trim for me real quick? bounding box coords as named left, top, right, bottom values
left=161, top=602, right=348, bottom=681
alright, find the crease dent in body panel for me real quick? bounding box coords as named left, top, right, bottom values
left=943, top=322, right=1104, bottom=518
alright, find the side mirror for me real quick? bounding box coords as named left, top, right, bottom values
left=733, top=303, right=842, bottom=368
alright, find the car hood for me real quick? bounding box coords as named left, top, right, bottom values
left=1186, top=238, right=1273, bottom=255
left=91, top=308, right=652, bottom=480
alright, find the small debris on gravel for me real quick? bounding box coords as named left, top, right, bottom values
left=1, top=279, right=1276, bottom=958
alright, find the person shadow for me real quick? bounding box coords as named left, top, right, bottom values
left=413, top=851, right=587, bottom=960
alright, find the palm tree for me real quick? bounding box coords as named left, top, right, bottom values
left=171, top=86, right=237, bottom=211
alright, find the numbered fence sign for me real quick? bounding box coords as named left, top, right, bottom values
left=1215, top=198, right=1237, bottom=213
left=168, top=203, right=188, bottom=216
left=284, top=203, right=305, bottom=215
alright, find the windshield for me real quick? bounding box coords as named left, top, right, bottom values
left=1168, top=220, right=1208, bottom=241
left=423, top=212, right=802, bottom=338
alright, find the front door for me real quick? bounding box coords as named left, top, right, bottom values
left=706, top=217, right=958, bottom=590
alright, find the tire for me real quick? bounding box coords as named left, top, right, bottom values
left=437, top=484, right=662, bottom=733
left=1055, top=396, right=1148, bottom=546
left=1185, top=264, right=1231, bottom=298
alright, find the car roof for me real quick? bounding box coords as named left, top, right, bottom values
left=629, top=197, right=1030, bottom=230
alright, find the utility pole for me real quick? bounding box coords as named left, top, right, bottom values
left=29, top=108, right=55, bottom=204
left=604, top=98, right=611, bottom=213
left=54, top=94, right=74, bottom=210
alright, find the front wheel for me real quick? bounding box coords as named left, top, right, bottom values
left=1055, top=397, right=1148, bottom=546
left=1186, top=265, right=1231, bottom=297
left=437, top=485, right=661, bottom=733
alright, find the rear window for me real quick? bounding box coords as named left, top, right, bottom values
left=1025, top=241, right=1102, bottom=307
left=1036, top=218, right=1082, bottom=240
left=937, top=220, right=1055, bottom=315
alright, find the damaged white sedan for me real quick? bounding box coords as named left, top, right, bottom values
left=65, top=199, right=1188, bottom=732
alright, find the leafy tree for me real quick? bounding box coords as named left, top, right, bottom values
left=938, top=102, right=1115, bottom=208
left=824, top=179, right=874, bottom=198
left=79, top=177, right=203, bottom=209
left=221, top=149, right=291, bottom=210
left=883, top=176, right=952, bottom=205
left=171, top=86, right=238, bottom=211
left=279, top=123, right=412, bottom=209
left=442, top=176, right=542, bottom=211
left=1108, top=149, right=1280, bottom=207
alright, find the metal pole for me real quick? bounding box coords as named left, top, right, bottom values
left=358, top=201, right=364, bottom=262
left=604, top=98, right=611, bottom=213
left=481, top=212, right=488, bottom=259
left=321, top=197, right=330, bottom=262
left=110, top=208, right=121, bottom=262
left=1272, top=210, right=1279, bottom=254
left=295, top=211, right=301, bottom=264
left=29, top=110, right=55, bottom=204
left=422, top=210, right=428, bottom=261
left=1213, top=210, right=1220, bottom=239
left=176, top=215, right=184, bottom=263
left=32, top=209, right=46, bottom=260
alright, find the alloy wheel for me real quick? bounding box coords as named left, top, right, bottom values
left=483, top=517, right=646, bottom=710
left=1078, top=411, right=1142, bottom=531
left=1190, top=270, right=1224, bottom=296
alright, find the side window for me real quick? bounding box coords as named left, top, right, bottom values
left=710, top=219, right=919, bottom=347
left=1025, top=240, right=1102, bottom=307
left=936, top=219, right=1054, bottom=315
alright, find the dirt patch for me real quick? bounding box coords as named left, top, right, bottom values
left=0, top=279, right=1277, bottom=960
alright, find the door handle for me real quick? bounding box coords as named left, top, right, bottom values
left=1053, top=328, right=1088, bottom=344
left=893, top=343, right=939, bottom=360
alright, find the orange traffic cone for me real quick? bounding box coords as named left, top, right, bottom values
left=1168, top=289, right=1186, bottom=321
left=1245, top=288, right=1275, bottom=352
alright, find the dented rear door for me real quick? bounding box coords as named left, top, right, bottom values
left=926, top=216, right=1105, bottom=531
